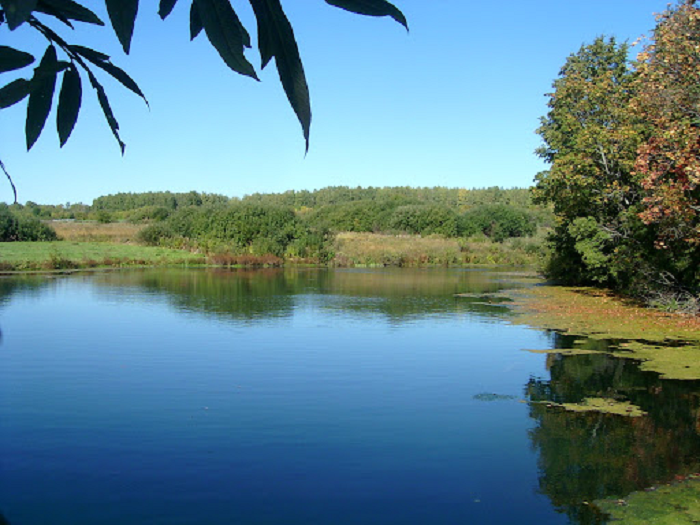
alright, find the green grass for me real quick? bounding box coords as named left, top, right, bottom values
left=0, top=241, right=204, bottom=271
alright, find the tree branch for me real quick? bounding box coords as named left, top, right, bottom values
left=0, top=157, right=18, bottom=204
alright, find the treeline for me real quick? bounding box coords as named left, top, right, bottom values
left=3, top=185, right=551, bottom=266
left=534, top=1, right=700, bottom=310
left=131, top=186, right=548, bottom=260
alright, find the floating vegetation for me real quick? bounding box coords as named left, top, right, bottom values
left=473, top=393, right=517, bottom=402
left=455, top=292, right=515, bottom=304
left=525, top=348, right=601, bottom=356
left=545, top=397, right=647, bottom=417
left=513, top=286, right=700, bottom=380
left=595, top=475, right=700, bottom=524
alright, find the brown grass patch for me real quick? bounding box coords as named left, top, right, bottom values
left=50, top=221, right=144, bottom=243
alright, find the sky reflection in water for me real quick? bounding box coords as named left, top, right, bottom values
left=1, top=269, right=699, bottom=525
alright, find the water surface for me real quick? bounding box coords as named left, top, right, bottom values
left=1, top=268, right=699, bottom=524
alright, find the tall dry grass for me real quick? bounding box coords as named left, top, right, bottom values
left=331, top=232, right=543, bottom=267
left=50, top=221, right=144, bottom=243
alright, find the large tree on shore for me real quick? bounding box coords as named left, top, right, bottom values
left=633, top=0, right=700, bottom=291
left=533, top=36, right=645, bottom=286
left=535, top=1, right=700, bottom=304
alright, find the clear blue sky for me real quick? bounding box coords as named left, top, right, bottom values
left=1, top=0, right=669, bottom=205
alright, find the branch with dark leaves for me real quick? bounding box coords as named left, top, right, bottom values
left=0, top=0, right=406, bottom=196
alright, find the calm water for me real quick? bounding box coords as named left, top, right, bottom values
left=1, top=268, right=700, bottom=525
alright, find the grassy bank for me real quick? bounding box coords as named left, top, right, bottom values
left=1, top=221, right=545, bottom=271
left=0, top=241, right=204, bottom=271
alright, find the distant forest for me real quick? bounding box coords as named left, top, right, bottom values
left=4, top=186, right=551, bottom=259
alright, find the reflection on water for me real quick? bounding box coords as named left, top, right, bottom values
left=527, top=332, right=700, bottom=524
left=0, top=269, right=699, bottom=524
left=89, top=267, right=519, bottom=323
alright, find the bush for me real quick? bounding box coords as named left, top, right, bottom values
left=388, top=205, right=458, bottom=236
left=137, top=224, right=175, bottom=246
left=460, top=205, right=535, bottom=242
left=0, top=204, right=58, bottom=242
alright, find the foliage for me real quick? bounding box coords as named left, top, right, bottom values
left=460, top=204, right=536, bottom=242
left=92, top=191, right=226, bottom=211
left=534, top=11, right=700, bottom=303
left=388, top=204, right=458, bottom=236
left=534, top=36, right=645, bottom=287
left=633, top=1, right=700, bottom=273
left=92, top=186, right=545, bottom=243
left=0, top=0, right=406, bottom=167
left=153, top=202, right=306, bottom=257
left=0, top=202, right=57, bottom=241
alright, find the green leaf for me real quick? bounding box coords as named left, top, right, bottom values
left=26, top=45, right=59, bottom=150
left=0, top=0, right=39, bottom=30
left=37, top=0, right=104, bottom=25
left=105, top=0, right=138, bottom=54
left=71, top=45, right=147, bottom=105
left=195, top=0, right=257, bottom=79
left=0, top=78, right=31, bottom=108
left=57, top=65, right=81, bottom=146
left=35, top=3, right=75, bottom=27
left=86, top=69, right=125, bottom=153
left=158, top=0, right=177, bottom=19
left=0, top=46, right=35, bottom=73
left=70, top=44, right=110, bottom=63
left=249, top=0, right=310, bottom=150
left=189, top=1, right=203, bottom=40
left=325, top=0, right=408, bottom=30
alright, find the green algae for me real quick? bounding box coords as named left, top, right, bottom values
left=616, top=341, right=700, bottom=380
left=473, top=393, right=517, bottom=402
left=513, top=285, right=700, bottom=380
left=549, top=397, right=647, bottom=417
left=596, top=476, right=700, bottom=524
left=526, top=348, right=601, bottom=356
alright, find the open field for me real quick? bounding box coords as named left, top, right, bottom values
left=2, top=221, right=545, bottom=270
left=0, top=241, right=204, bottom=271
left=50, top=221, right=144, bottom=242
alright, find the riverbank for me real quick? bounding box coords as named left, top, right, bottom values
left=0, top=224, right=545, bottom=271
left=0, top=241, right=205, bottom=271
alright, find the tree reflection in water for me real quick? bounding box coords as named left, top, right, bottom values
left=527, top=332, right=700, bottom=524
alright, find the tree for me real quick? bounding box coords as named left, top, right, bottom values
left=533, top=36, right=646, bottom=286
left=0, top=0, right=407, bottom=200
left=633, top=0, right=700, bottom=292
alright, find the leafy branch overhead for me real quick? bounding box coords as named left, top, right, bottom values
left=0, top=0, right=407, bottom=154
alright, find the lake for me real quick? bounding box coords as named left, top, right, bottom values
left=1, top=268, right=699, bottom=524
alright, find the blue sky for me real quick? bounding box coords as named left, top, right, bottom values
left=1, top=0, right=670, bottom=205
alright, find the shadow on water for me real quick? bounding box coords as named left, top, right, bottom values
left=88, top=267, right=523, bottom=324
left=527, top=331, right=700, bottom=524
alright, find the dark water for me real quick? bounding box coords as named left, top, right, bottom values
left=1, top=268, right=699, bottom=525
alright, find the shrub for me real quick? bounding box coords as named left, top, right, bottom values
left=0, top=204, right=58, bottom=242
left=137, top=224, right=175, bottom=246
left=460, top=205, right=535, bottom=242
